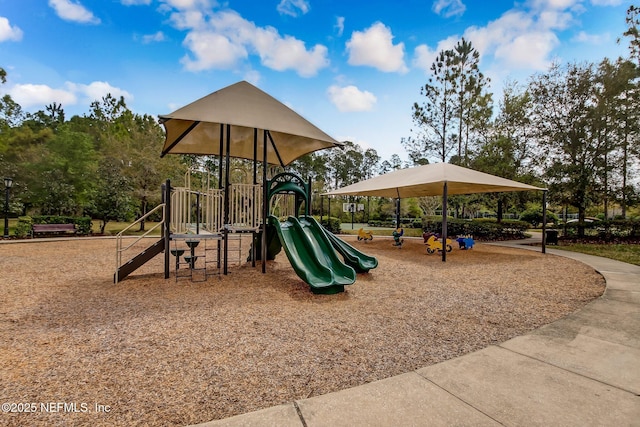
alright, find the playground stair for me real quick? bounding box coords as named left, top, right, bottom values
left=114, top=238, right=165, bottom=283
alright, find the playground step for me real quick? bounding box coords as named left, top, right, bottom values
left=115, top=239, right=165, bottom=283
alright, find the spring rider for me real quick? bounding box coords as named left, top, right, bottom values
left=357, top=228, right=373, bottom=241
left=456, top=236, right=475, bottom=250
left=392, top=228, right=404, bottom=247
left=425, top=235, right=452, bottom=254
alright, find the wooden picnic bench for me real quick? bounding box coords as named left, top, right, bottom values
left=31, top=223, right=77, bottom=238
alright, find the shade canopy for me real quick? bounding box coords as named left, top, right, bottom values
left=324, top=163, right=545, bottom=198
left=325, top=162, right=547, bottom=262
left=160, top=81, right=342, bottom=166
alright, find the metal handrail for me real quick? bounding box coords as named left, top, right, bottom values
left=115, top=203, right=166, bottom=276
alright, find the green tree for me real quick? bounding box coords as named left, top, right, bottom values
left=327, top=140, right=365, bottom=189
left=591, top=58, right=638, bottom=218
left=87, top=158, right=134, bottom=233
left=529, top=62, right=597, bottom=236
left=362, top=148, right=380, bottom=179
left=33, top=126, right=97, bottom=214
left=450, top=38, right=492, bottom=165
left=409, top=48, right=457, bottom=162
left=620, top=5, right=640, bottom=67
left=88, top=95, right=186, bottom=230
left=408, top=39, right=492, bottom=165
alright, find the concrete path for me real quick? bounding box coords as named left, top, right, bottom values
left=193, top=237, right=640, bottom=427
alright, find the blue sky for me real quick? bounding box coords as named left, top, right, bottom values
left=0, top=0, right=631, bottom=162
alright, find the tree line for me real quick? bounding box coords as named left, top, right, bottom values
left=1, top=6, right=639, bottom=232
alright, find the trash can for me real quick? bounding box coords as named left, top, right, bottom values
left=545, top=229, right=558, bottom=245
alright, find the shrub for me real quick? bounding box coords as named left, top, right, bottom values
left=519, top=209, right=558, bottom=227
left=562, top=219, right=640, bottom=242
left=421, top=217, right=530, bottom=241
left=317, top=216, right=341, bottom=234
left=15, top=216, right=33, bottom=238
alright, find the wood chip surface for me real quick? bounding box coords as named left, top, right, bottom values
left=0, top=236, right=604, bottom=426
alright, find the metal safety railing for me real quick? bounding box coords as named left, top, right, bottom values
left=115, top=203, right=166, bottom=281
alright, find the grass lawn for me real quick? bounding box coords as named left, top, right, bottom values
left=93, top=220, right=162, bottom=236
left=553, top=243, right=640, bottom=266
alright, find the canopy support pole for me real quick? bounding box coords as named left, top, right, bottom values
left=218, top=126, right=224, bottom=189
left=395, top=188, right=401, bottom=231
left=262, top=130, right=268, bottom=273
left=542, top=190, right=548, bottom=254
left=267, top=131, right=285, bottom=167
left=251, top=128, right=258, bottom=267
left=163, top=179, right=171, bottom=279
left=442, top=181, right=448, bottom=262
left=223, top=124, right=231, bottom=275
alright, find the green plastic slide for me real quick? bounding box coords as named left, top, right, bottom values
left=268, top=215, right=355, bottom=294
left=299, top=216, right=378, bottom=273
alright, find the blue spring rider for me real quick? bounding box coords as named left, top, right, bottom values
left=456, top=236, right=475, bottom=250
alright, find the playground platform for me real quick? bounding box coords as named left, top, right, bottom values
left=193, top=235, right=640, bottom=426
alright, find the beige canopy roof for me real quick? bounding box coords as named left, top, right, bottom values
left=160, top=80, right=342, bottom=166
left=325, top=163, right=545, bottom=197
left=326, top=162, right=547, bottom=262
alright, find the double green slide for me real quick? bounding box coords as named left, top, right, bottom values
left=267, top=215, right=378, bottom=294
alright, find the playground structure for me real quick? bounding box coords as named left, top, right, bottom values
left=115, top=170, right=377, bottom=294
left=114, top=81, right=381, bottom=291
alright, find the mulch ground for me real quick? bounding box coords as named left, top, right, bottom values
left=0, top=236, right=605, bottom=426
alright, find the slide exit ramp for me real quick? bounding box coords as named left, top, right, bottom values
left=300, top=216, right=378, bottom=273
left=268, top=215, right=355, bottom=294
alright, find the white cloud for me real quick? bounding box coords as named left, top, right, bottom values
left=8, top=81, right=132, bottom=109
left=66, top=81, right=133, bottom=104
left=8, top=84, right=78, bottom=108
left=141, top=31, right=167, bottom=43
left=526, top=0, right=580, bottom=9
left=161, top=0, right=214, bottom=10
left=335, top=16, right=345, bottom=37
left=494, top=31, right=559, bottom=69
left=590, top=0, right=624, bottom=5
left=461, top=6, right=565, bottom=71
left=253, top=28, right=329, bottom=77
left=432, top=0, right=466, bottom=18
left=346, top=22, right=408, bottom=73
left=48, top=0, right=101, bottom=24
left=243, top=70, right=261, bottom=86
left=327, top=85, right=377, bottom=112
left=412, top=35, right=459, bottom=72
left=169, top=10, right=207, bottom=30
left=571, top=30, right=610, bottom=44
left=537, top=9, right=574, bottom=29
left=276, top=0, right=310, bottom=17
left=412, top=44, right=438, bottom=72
left=121, top=0, right=152, bottom=5
left=0, top=16, right=23, bottom=42
left=172, top=8, right=329, bottom=76
left=415, top=0, right=591, bottom=75
left=181, top=31, right=248, bottom=71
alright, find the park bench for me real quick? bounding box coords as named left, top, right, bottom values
left=31, top=223, right=77, bottom=238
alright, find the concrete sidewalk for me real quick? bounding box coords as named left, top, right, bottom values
left=194, top=239, right=640, bottom=427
